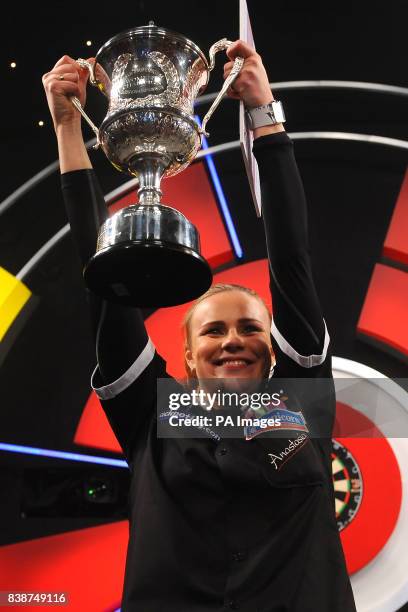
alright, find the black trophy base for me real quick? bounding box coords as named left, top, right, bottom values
left=83, top=240, right=213, bottom=308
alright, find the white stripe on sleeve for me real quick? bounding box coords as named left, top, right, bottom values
left=91, top=337, right=156, bottom=400
left=271, top=318, right=330, bottom=368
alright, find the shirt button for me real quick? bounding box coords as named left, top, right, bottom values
left=219, top=448, right=228, bottom=456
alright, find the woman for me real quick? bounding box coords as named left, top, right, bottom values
left=43, top=40, right=356, bottom=612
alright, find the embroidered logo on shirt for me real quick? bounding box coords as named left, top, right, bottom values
left=244, top=405, right=309, bottom=441
left=269, top=408, right=309, bottom=433
left=267, top=434, right=308, bottom=470
left=243, top=408, right=283, bottom=440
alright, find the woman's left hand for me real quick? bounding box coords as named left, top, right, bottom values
left=223, top=40, right=273, bottom=108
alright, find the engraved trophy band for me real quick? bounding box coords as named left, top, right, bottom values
left=72, top=23, right=243, bottom=307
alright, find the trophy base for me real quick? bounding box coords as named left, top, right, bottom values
left=83, top=240, right=213, bottom=307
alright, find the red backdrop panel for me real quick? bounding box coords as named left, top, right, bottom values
left=383, top=168, right=408, bottom=266
left=357, top=263, right=408, bottom=358
left=0, top=522, right=127, bottom=612
left=74, top=391, right=122, bottom=453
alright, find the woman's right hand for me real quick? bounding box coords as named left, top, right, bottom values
left=42, top=55, right=91, bottom=132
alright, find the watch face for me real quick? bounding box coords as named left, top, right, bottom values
left=331, top=439, right=363, bottom=531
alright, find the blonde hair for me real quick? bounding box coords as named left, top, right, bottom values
left=182, top=283, right=271, bottom=382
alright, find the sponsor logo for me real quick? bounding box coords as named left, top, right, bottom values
left=244, top=409, right=282, bottom=440
left=269, top=408, right=309, bottom=433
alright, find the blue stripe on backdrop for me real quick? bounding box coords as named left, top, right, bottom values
left=0, top=442, right=128, bottom=468
left=195, top=115, right=243, bottom=259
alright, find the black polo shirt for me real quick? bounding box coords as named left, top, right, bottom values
left=91, top=341, right=355, bottom=612
left=62, top=132, right=357, bottom=611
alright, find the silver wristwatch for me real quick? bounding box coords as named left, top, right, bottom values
left=245, top=100, right=286, bottom=130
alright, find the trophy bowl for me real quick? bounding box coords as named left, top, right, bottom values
left=72, top=23, right=243, bottom=307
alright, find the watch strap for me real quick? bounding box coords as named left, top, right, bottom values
left=246, top=101, right=286, bottom=130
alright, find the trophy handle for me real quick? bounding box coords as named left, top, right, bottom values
left=69, top=58, right=109, bottom=149
left=70, top=97, right=101, bottom=148
left=200, top=39, right=244, bottom=138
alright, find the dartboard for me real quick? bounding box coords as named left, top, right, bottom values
left=331, top=439, right=363, bottom=531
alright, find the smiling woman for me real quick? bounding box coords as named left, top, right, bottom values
left=42, top=37, right=356, bottom=612
left=183, top=283, right=273, bottom=385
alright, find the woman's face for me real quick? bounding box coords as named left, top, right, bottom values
left=185, top=291, right=273, bottom=387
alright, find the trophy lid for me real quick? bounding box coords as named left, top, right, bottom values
left=95, top=23, right=209, bottom=69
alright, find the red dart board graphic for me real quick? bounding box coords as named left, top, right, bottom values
left=1, top=136, right=407, bottom=612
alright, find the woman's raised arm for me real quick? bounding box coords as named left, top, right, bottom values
left=43, top=57, right=166, bottom=458
left=224, top=41, right=329, bottom=372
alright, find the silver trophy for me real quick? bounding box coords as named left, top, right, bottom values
left=72, top=23, right=243, bottom=307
